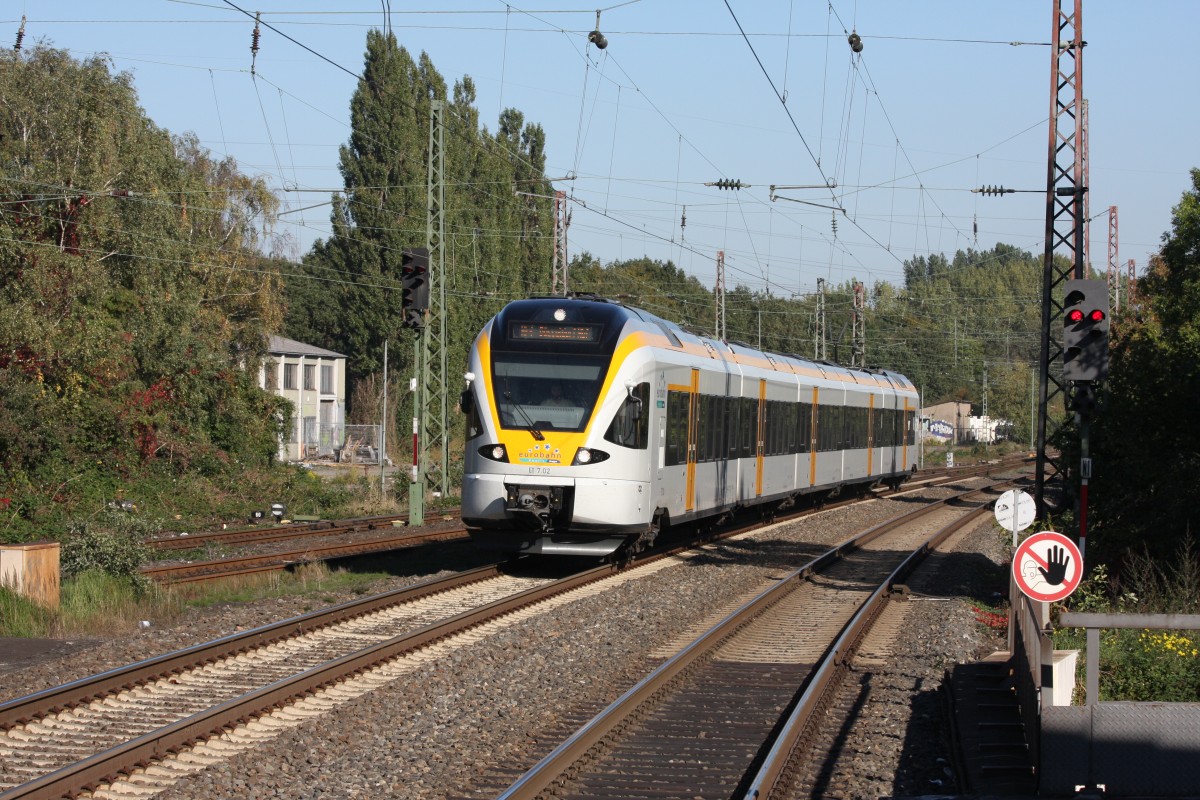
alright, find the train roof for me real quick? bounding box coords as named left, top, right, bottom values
left=507, top=295, right=916, bottom=393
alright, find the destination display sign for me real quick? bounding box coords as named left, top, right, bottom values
left=509, top=322, right=599, bottom=342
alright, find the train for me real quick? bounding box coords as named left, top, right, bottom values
left=459, top=295, right=919, bottom=557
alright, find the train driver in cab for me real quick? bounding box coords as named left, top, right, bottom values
left=542, top=382, right=571, bottom=407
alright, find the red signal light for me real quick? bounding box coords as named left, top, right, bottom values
left=1066, top=309, right=1084, bottom=323
left=1088, top=309, right=1105, bottom=322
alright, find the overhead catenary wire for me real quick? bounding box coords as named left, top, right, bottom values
left=21, top=3, right=1060, bottom=299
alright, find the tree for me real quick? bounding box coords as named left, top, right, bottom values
left=283, top=30, right=557, bottom=437
left=1089, top=169, right=1200, bottom=564
left=0, top=46, right=288, bottom=538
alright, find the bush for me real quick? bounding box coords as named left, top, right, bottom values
left=59, top=510, right=155, bottom=588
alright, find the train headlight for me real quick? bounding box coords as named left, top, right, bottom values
left=479, top=444, right=509, bottom=462
left=571, top=447, right=610, bottom=466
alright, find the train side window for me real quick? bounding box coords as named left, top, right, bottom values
left=603, top=381, right=649, bottom=450
left=703, top=396, right=715, bottom=462
left=695, top=394, right=709, bottom=461
left=464, top=396, right=484, bottom=440
left=741, top=397, right=755, bottom=458
left=727, top=398, right=740, bottom=459
left=665, top=389, right=689, bottom=466
left=795, top=401, right=810, bottom=453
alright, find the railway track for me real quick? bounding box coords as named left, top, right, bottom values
left=488, top=482, right=1007, bottom=800
left=0, top=471, right=1020, bottom=800
left=142, top=518, right=466, bottom=584
left=140, top=457, right=1025, bottom=585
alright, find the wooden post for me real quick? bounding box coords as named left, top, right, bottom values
left=0, top=541, right=61, bottom=609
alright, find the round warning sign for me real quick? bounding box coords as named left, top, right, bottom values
left=994, top=490, right=1036, bottom=533
left=1012, top=531, right=1083, bottom=603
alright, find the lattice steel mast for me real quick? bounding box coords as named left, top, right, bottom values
left=411, top=98, right=449, bottom=525
left=1034, top=0, right=1086, bottom=516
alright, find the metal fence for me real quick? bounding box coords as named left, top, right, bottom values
left=299, top=422, right=383, bottom=464
left=1010, top=589, right=1200, bottom=795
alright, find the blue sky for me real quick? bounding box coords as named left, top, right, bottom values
left=8, top=1, right=1198, bottom=297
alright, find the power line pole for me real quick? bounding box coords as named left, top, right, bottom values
left=1127, top=258, right=1136, bottom=310
left=1034, top=0, right=1088, bottom=534
left=715, top=250, right=726, bottom=340
left=815, top=278, right=826, bottom=360
left=411, top=98, right=449, bottom=526
left=1107, top=205, right=1120, bottom=315
left=551, top=190, right=568, bottom=295
left=1082, top=98, right=1091, bottom=270
left=851, top=280, right=865, bottom=367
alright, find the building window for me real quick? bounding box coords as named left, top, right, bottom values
left=264, top=359, right=278, bottom=390
left=283, top=363, right=297, bottom=390
left=304, top=364, right=315, bottom=391
left=320, top=364, right=333, bottom=394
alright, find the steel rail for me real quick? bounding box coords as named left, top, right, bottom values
left=1, top=469, right=1023, bottom=798
left=740, top=497, right=993, bottom=799
left=142, top=525, right=469, bottom=583
left=141, top=456, right=1027, bottom=584
left=0, top=558, right=627, bottom=800
left=496, top=484, right=1003, bottom=800
left=0, top=563, right=503, bottom=729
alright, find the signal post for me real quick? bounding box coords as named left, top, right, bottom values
left=1062, top=279, right=1109, bottom=558
left=401, top=246, right=430, bottom=525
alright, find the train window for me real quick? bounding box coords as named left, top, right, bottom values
left=603, top=381, right=649, bottom=450
left=796, top=402, right=811, bottom=453
left=818, top=405, right=845, bottom=452
left=769, top=401, right=788, bottom=456
left=712, top=396, right=725, bottom=462
left=728, top=399, right=739, bottom=458
left=665, top=390, right=689, bottom=467
left=464, top=395, right=484, bottom=441
left=850, top=406, right=867, bottom=449
left=702, top=395, right=720, bottom=462
left=741, top=397, right=756, bottom=458
left=492, top=352, right=607, bottom=433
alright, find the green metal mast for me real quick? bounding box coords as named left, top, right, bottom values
left=422, top=98, right=449, bottom=507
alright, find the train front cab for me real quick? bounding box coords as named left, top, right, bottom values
left=461, top=299, right=658, bottom=556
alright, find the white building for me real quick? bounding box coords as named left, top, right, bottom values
left=259, top=335, right=347, bottom=462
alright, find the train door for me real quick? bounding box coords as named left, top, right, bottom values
left=685, top=368, right=699, bottom=512
left=755, top=379, right=766, bottom=497
left=808, top=386, right=819, bottom=487
left=867, top=393, right=875, bottom=477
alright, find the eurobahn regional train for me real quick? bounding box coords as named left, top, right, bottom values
left=459, top=295, right=919, bottom=557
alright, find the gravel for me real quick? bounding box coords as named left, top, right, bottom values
left=2, top=485, right=1012, bottom=800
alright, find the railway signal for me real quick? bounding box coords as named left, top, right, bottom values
left=401, top=247, right=430, bottom=329
left=1062, top=279, right=1109, bottom=382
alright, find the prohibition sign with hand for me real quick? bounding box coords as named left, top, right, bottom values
left=1013, top=532, right=1082, bottom=602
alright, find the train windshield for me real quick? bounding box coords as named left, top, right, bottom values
left=492, top=353, right=607, bottom=433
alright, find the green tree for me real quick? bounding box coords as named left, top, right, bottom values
left=1090, top=169, right=1200, bottom=564
left=0, top=46, right=288, bottom=539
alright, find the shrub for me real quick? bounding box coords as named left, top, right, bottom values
left=59, top=510, right=155, bottom=589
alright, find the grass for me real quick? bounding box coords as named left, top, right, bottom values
left=1, top=561, right=395, bottom=639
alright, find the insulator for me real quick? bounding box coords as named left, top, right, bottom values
left=250, top=13, right=261, bottom=74
left=831, top=210, right=838, bottom=236
left=14, top=15, right=25, bottom=52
